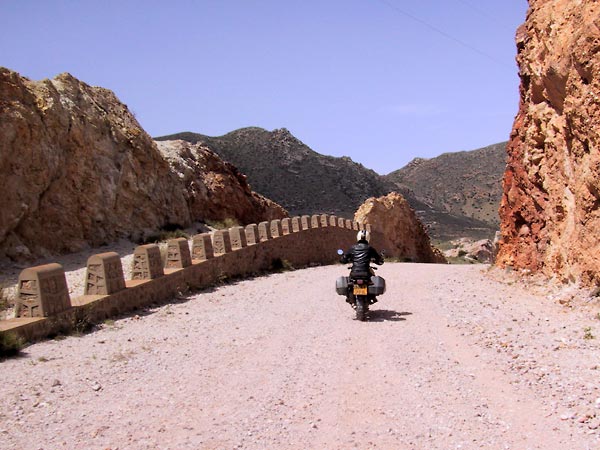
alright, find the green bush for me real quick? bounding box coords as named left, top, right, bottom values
left=206, top=218, right=239, bottom=230
left=0, top=332, right=24, bottom=357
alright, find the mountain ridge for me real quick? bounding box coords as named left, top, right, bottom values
left=156, top=128, right=505, bottom=242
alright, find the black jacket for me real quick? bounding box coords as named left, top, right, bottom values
left=340, top=240, right=384, bottom=278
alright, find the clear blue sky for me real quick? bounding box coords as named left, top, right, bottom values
left=1, top=0, right=528, bottom=175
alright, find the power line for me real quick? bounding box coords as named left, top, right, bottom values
left=455, top=0, right=521, bottom=34
left=374, top=0, right=515, bottom=70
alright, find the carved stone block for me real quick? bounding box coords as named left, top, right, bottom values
left=131, top=244, right=164, bottom=280
left=300, top=215, right=310, bottom=230
left=329, top=215, right=338, bottom=226
left=229, top=226, right=248, bottom=250
left=345, top=219, right=353, bottom=229
left=258, top=222, right=272, bottom=241
left=16, top=263, right=71, bottom=317
left=281, top=218, right=292, bottom=235
left=245, top=224, right=259, bottom=245
left=338, top=217, right=345, bottom=227
left=192, top=233, right=214, bottom=261
left=291, top=217, right=301, bottom=233
left=353, top=222, right=359, bottom=230
left=85, top=252, right=126, bottom=295
left=320, top=214, right=329, bottom=227
left=212, top=230, right=233, bottom=255
left=270, top=220, right=283, bottom=238
left=311, top=215, right=321, bottom=228
left=165, top=238, right=192, bottom=269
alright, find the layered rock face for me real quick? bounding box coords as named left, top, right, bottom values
left=497, top=0, right=600, bottom=285
left=354, top=192, right=446, bottom=263
left=156, top=140, right=287, bottom=224
left=0, top=68, right=286, bottom=260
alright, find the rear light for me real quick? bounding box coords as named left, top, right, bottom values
left=356, top=279, right=364, bottom=285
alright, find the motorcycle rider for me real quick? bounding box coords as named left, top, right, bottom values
left=340, top=229, right=384, bottom=306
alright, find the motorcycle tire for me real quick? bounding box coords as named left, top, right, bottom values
left=356, top=296, right=367, bottom=321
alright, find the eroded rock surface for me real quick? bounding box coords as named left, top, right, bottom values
left=354, top=192, right=446, bottom=263
left=156, top=140, right=287, bottom=225
left=497, top=0, right=600, bottom=285
left=0, top=68, right=286, bottom=260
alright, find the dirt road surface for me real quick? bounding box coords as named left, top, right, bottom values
left=2, top=262, right=600, bottom=449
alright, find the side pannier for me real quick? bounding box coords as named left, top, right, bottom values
left=368, top=276, right=386, bottom=296
left=335, top=276, right=349, bottom=295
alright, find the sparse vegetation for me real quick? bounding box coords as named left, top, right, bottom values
left=206, top=218, right=239, bottom=230
left=584, top=326, right=595, bottom=340
left=71, top=308, right=95, bottom=336
left=0, top=331, right=24, bottom=357
left=137, top=229, right=190, bottom=245
left=271, top=258, right=294, bottom=272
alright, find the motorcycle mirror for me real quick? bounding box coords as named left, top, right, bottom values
left=337, top=249, right=344, bottom=255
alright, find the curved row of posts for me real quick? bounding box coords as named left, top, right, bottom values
left=0, top=215, right=373, bottom=342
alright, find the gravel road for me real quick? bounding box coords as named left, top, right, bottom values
left=2, top=262, right=600, bottom=449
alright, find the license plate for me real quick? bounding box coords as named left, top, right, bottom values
left=353, top=286, right=368, bottom=295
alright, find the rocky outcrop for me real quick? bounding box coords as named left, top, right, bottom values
left=156, top=140, right=287, bottom=224
left=354, top=192, right=446, bottom=263
left=0, top=68, right=286, bottom=260
left=496, top=0, right=600, bottom=285
left=156, top=128, right=396, bottom=218
left=444, top=238, right=494, bottom=264
left=159, top=130, right=505, bottom=242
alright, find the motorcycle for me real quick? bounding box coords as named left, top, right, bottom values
left=335, top=249, right=386, bottom=321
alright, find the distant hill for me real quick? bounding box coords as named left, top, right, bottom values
left=385, top=142, right=506, bottom=229
left=156, top=129, right=505, bottom=242
left=156, top=127, right=395, bottom=218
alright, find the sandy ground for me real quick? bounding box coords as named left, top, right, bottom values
left=2, top=260, right=600, bottom=449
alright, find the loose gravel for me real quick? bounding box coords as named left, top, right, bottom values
left=1, top=262, right=600, bottom=449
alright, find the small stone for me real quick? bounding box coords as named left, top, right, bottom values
left=560, top=411, right=575, bottom=420
left=588, top=419, right=600, bottom=430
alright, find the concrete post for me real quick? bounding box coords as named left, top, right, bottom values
left=320, top=214, right=329, bottom=227
left=311, top=215, right=321, bottom=228
left=281, top=218, right=292, bottom=235
left=212, top=230, right=233, bottom=255
left=245, top=224, right=259, bottom=245
left=191, top=233, right=214, bottom=261
left=131, top=244, right=164, bottom=280
left=15, top=263, right=71, bottom=317
left=291, top=217, right=301, bottom=232
left=301, top=216, right=310, bottom=230
left=85, top=252, right=126, bottom=295
left=258, top=221, right=272, bottom=241
left=165, top=238, right=192, bottom=269
left=229, top=226, right=248, bottom=250
left=270, top=219, right=283, bottom=238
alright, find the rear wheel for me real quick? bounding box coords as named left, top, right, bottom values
left=356, top=296, right=367, bottom=321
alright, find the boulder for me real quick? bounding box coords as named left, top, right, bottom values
left=445, top=238, right=494, bottom=263
left=354, top=192, right=446, bottom=263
